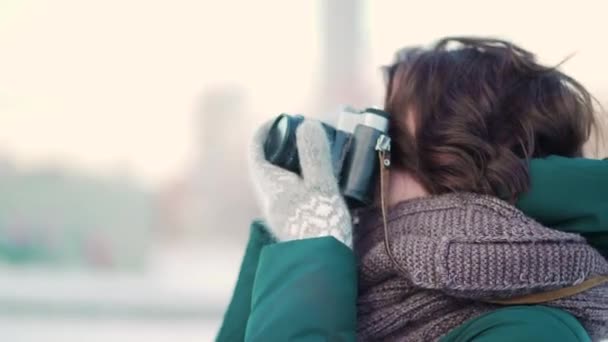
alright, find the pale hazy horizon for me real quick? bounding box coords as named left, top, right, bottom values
left=1, top=0, right=607, bottom=186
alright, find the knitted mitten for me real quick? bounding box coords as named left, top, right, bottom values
left=249, top=119, right=352, bottom=248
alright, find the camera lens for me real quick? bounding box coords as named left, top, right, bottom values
left=265, top=116, right=288, bottom=154
left=264, top=114, right=337, bottom=175
left=264, top=114, right=304, bottom=173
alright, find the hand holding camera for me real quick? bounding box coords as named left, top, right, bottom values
left=249, top=107, right=390, bottom=248
left=249, top=119, right=353, bottom=247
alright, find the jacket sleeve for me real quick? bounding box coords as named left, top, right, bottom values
left=245, top=236, right=358, bottom=341
left=440, top=306, right=591, bottom=342
left=216, top=221, right=276, bottom=342
left=517, top=156, right=608, bottom=258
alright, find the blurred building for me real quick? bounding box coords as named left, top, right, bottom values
left=0, top=158, right=153, bottom=269
left=196, top=87, right=258, bottom=241
left=158, top=1, right=377, bottom=243
left=315, top=0, right=376, bottom=117
left=157, top=86, right=258, bottom=243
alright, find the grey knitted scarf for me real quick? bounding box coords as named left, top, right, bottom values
left=354, top=193, right=608, bottom=341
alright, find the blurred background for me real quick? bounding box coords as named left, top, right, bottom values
left=0, top=0, right=607, bottom=341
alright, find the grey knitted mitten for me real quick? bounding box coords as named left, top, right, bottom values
left=249, top=119, right=353, bottom=248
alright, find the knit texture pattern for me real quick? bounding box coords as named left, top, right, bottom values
left=249, top=120, right=352, bottom=247
left=354, top=193, right=608, bottom=341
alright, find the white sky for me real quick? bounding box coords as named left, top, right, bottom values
left=1, top=0, right=607, bottom=186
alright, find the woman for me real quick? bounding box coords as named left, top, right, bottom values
left=217, top=37, right=608, bottom=341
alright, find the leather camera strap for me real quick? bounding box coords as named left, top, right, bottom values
left=484, top=276, right=608, bottom=305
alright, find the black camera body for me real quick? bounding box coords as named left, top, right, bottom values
left=263, top=106, right=391, bottom=208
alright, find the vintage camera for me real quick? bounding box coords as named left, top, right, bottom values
left=263, top=106, right=390, bottom=208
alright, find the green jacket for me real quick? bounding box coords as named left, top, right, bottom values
left=217, top=156, right=608, bottom=341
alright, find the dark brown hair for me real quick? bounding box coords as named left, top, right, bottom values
left=384, top=37, right=596, bottom=200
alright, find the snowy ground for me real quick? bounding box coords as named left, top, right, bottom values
left=0, top=241, right=243, bottom=342
left=0, top=317, right=221, bottom=342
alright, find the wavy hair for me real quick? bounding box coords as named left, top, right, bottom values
left=384, top=37, right=596, bottom=200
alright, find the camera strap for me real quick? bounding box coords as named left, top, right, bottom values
left=484, top=275, right=608, bottom=304
left=377, top=148, right=409, bottom=276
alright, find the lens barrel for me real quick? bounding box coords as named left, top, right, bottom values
left=263, top=114, right=336, bottom=174
left=263, top=110, right=387, bottom=209
left=263, top=114, right=304, bottom=173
